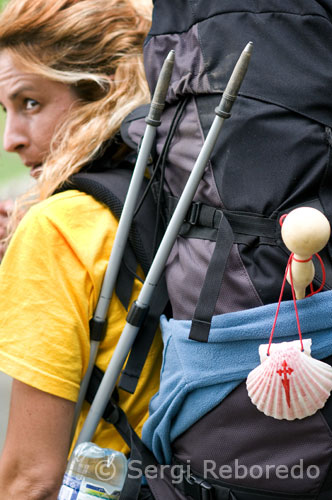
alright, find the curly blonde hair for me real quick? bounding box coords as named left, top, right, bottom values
left=0, top=0, right=152, bottom=239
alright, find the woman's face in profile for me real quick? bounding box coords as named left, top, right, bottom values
left=0, top=50, right=78, bottom=178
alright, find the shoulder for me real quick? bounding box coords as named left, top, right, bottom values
left=29, top=189, right=116, bottom=224
left=9, top=190, right=119, bottom=269
left=20, top=189, right=117, bottom=240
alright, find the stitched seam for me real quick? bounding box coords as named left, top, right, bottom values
left=149, top=10, right=331, bottom=36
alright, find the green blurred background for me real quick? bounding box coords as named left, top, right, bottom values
left=0, top=0, right=27, bottom=184
left=0, top=112, right=27, bottom=182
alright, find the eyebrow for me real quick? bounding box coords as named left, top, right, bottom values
left=9, top=85, right=35, bottom=101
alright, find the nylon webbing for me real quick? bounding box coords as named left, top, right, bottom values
left=189, top=213, right=234, bottom=342
left=115, top=245, right=137, bottom=310
left=118, top=272, right=169, bottom=393
left=109, top=405, right=158, bottom=500
left=85, top=365, right=119, bottom=419
left=166, top=194, right=278, bottom=241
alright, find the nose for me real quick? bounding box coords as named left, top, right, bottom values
left=3, top=113, right=29, bottom=153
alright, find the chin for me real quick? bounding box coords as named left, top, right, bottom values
left=30, top=167, right=43, bottom=179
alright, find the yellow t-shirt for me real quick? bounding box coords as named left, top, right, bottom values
left=0, top=190, right=162, bottom=454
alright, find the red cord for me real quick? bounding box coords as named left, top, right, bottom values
left=306, top=253, right=326, bottom=297
left=288, top=258, right=304, bottom=351
left=279, top=214, right=288, bottom=226
left=267, top=252, right=326, bottom=355
left=292, top=256, right=312, bottom=263
left=267, top=254, right=292, bottom=355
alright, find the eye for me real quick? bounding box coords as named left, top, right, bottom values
left=24, top=98, right=39, bottom=110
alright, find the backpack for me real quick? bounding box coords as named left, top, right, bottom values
left=119, top=1, right=332, bottom=498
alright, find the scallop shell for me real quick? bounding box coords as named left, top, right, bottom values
left=246, top=339, right=332, bottom=420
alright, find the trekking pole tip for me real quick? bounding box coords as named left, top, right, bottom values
left=145, top=50, right=175, bottom=127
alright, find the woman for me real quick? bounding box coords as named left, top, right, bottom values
left=0, top=0, right=162, bottom=498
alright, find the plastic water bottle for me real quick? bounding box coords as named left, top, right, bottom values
left=57, top=442, right=128, bottom=499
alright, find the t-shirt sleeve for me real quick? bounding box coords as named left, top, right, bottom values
left=0, top=202, right=94, bottom=402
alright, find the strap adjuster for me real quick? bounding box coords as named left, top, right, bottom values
left=186, top=473, right=214, bottom=500
left=185, top=201, right=201, bottom=225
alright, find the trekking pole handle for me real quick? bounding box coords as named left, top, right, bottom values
left=216, top=41, right=253, bottom=118
left=76, top=42, right=252, bottom=445
left=146, top=50, right=175, bottom=127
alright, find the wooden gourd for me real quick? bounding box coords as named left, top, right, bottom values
left=281, top=207, right=331, bottom=299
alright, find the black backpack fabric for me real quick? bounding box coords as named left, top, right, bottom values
left=121, top=2, right=332, bottom=499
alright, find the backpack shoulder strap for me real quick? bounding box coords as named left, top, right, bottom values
left=61, top=153, right=169, bottom=395
left=70, top=165, right=155, bottom=276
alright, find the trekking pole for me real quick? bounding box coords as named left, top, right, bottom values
left=70, top=50, right=175, bottom=441
left=76, top=41, right=253, bottom=445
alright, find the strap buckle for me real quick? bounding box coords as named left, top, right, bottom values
left=104, top=400, right=120, bottom=424
left=185, top=201, right=201, bottom=225
left=186, top=473, right=214, bottom=500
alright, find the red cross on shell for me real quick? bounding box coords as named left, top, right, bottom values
left=276, top=359, right=294, bottom=408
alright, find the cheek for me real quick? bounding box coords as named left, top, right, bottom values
left=33, top=108, right=69, bottom=152
left=47, top=99, right=76, bottom=137
left=34, top=122, right=55, bottom=151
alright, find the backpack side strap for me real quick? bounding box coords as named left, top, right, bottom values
left=102, top=402, right=159, bottom=500
left=119, top=270, right=168, bottom=393
left=189, top=213, right=234, bottom=342
left=62, top=166, right=169, bottom=395
left=165, top=194, right=280, bottom=244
